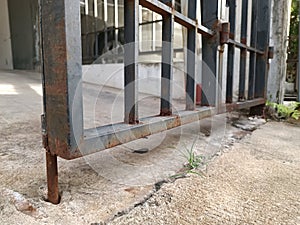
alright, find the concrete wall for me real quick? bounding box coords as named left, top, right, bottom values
left=268, top=0, right=292, bottom=103
left=0, top=0, right=13, bottom=70
left=83, top=62, right=186, bottom=99
left=7, top=0, right=40, bottom=70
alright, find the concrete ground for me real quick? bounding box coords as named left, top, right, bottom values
left=0, top=70, right=299, bottom=224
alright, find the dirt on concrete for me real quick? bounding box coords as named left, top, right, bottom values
left=0, top=70, right=299, bottom=225
left=108, top=121, right=300, bottom=225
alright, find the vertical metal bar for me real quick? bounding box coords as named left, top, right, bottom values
left=186, top=0, right=197, bottom=110
left=124, top=0, right=139, bottom=124
left=298, top=0, right=300, bottom=101
left=239, top=0, right=248, bottom=101
left=152, top=12, right=156, bottom=51
left=104, top=0, right=108, bottom=21
left=114, top=0, right=119, bottom=44
left=94, top=0, right=99, bottom=60
left=226, top=0, right=236, bottom=103
left=94, top=0, right=98, bottom=17
left=41, top=0, right=83, bottom=157
left=254, top=0, right=271, bottom=98
left=46, top=151, right=59, bottom=204
left=139, top=6, right=143, bottom=51
left=201, top=0, right=218, bottom=106
left=85, top=0, right=89, bottom=15
left=248, top=0, right=258, bottom=99
left=217, top=45, right=224, bottom=109
left=160, top=2, right=174, bottom=115
left=104, top=0, right=108, bottom=54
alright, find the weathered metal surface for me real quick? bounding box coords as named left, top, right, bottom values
left=78, top=99, right=265, bottom=158
left=201, top=0, right=219, bottom=106
left=226, top=0, right=236, bottom=103
left=81, top=108, right=213, bottom=156
left=185, top=0, right=197, bottom=110
left=46, top=151, right=59, bottom=204
left=248, top=0, right=258, bottom=99
left=254, top=0, right=271, bottom=98
left=41, top=0, right=272, bottom=204
left=139, top=0, right=214, bottom=37
left=160, top=0, right=174, bottom=116
left=268, top=46, right=274, bottom=59
left=124, top=0, right=139, bottom=124
left=220, top=23, right=230, bottom=45
left=226, top=39, right=264, bottom=54
left=239, top=0, right=248, bottom=100
left=41, top=0, right=83, bottom=159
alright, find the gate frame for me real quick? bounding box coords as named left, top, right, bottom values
left=41, top=0, right=271, bottom=204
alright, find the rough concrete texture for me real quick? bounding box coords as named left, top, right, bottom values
left=109, top=121, right=300, bottom=225
left=268, top=0, right=292, bottom=103
left=0, top=70, right=299, bottom=224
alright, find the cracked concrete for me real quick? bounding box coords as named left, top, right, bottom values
left=0, top=70, right=299, bottom=225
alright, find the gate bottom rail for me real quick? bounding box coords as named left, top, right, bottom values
left=45, top=98, right=265, bottom=203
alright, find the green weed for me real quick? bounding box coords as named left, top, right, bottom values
left=266, top=101, right=300, bottom=120
left=170, top=139, right=205, bottom=179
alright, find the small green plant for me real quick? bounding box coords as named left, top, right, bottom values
left=266, top=101, right=300, bottom=120
left=171, top=139, right=204, bottom=179
left=184, top=143, right=203, bottom=170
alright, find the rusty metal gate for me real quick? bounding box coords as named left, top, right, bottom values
left=41, top=0, right=272, bottom=203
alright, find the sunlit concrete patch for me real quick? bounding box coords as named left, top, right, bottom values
left=0, top=84, right=18, bottom=95
left=29, top=84, right=43, bottom=96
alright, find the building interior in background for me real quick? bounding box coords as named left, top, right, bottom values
left=0, top=0, right=185, bottom=70
left=80, top=0, right=184, bottom=64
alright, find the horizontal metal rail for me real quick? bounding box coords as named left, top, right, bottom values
left=227, top=39, right=264, bottom=55
left=60, top=98, right=265, bottom=160
left=139, top=0, right=214, bottom=37
left=140, top=48, right=183, bottom=55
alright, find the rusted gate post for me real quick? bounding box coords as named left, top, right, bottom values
left=41, top=0, right=83, bottom=204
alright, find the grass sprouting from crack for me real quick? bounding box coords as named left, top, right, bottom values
left=170, top=139, right=205, bottom=179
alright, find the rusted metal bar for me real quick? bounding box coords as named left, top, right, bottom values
left=160, top=0, right=174, bottom=116
left=268, top=46, right=274, bottom=59
left=254, top=0, right=271, bottom=98
left=41, top=0, right=83, bottom=158
left=46, top=151, right=59, bottom=204
left=185, top=0, right=197, bottom=110
left=124, top=0, right=139, bottom=124
left=201, top=0, right=218, bottom=106
left=227, top=39, right=264, bottom=55
left=226, top=0, right=236, bottom=104
left=79, top=98, right=266, bottom=158
left=239, top=0, right=248, bottom=101
left=139, top=0, right=214, bottom=37
left=140, top=48, right=182, bottom=55
left=248, top=0, right=258, bottom=99
left=220, top=23, right=230, bottom=45
left=220, top=98, right=266, bottom=113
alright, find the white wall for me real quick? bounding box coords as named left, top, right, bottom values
left=0, top=0, right=13, bottom=70
left=83, top=62, right=186, bottom=99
